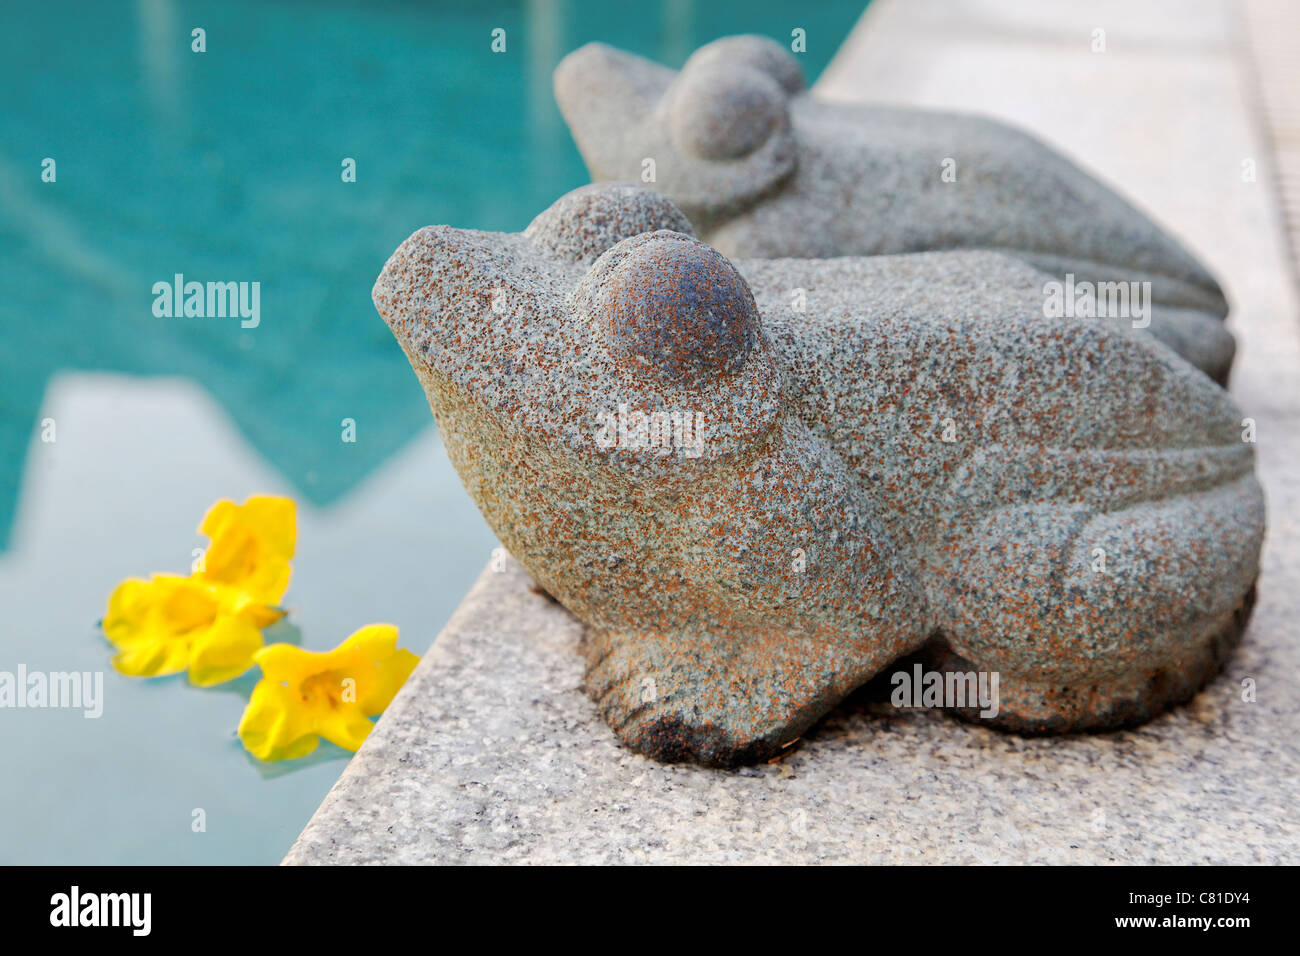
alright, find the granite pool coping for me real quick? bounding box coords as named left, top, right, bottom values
left=285, top=0, right=1300, bottom=864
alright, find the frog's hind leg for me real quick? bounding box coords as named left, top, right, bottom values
left=582, top=627, right=886, bottom=767
left=1144, top=304, right=1236, bottom=386
left=928, top=469, right=1264, bottom=733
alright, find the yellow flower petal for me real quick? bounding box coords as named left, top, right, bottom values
left=197, top=495, right=296, bottom=605
left=102, top=573, right=282, bottom=685
left=104, top=575, right=210, bottom=645
left=237, top=679, right=321, bottom=762
left=338, top=624, right=420, bottom=714
left=253, top=641, right=321, bottom=684
left=103, top=577, right=160, bottom=648
left=315, top=707, right=379, bottom=753
left=197, top=500, right=238, bottom=543
left=238, top=496, right=296, bottom=558
left=111, top=636, right=193, bottom=679
left=199, top=495, right=296, bottom=559
left=238, top=625, right=419, bottom=761
left=103, top=575, right=221, bottom=678
left=187, top=614, right=265, bottom=687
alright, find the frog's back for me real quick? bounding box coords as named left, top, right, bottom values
left=740, top=250, right=1252, bottom=529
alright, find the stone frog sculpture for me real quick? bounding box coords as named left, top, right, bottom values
left=373, top=183, right=1263, bottom=767
left=554, top=36, right=1236, bottom=384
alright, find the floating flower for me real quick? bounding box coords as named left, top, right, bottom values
left=103, top=574, right=284, bottom=686
left=237, top=625, right=419, bottom=761
left=195, top=495, right=296, bottom=605
left=101, top=495, right=296, bottom=685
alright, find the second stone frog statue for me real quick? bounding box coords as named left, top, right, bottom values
left=555, top=35, right=1238, bottom=384
left=374, top=184, right=1263, bottom=767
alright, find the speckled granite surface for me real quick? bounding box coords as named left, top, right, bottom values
left=555, top=36, right=1238, bottom=381
left=286, top=554, right=1296, bottom=864
left=285, top=0, right=1300, bottom=864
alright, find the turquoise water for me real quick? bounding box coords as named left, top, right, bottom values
left=0, top=0, right=863, bottom=864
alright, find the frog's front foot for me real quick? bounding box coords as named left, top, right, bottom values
left=583, top=627, right=886, bottom=766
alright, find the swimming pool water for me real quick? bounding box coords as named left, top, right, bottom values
left=0, top=0, right=864, bottom=864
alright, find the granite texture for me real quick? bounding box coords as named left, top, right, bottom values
left=286, top=0, right=1300, bottom=863
left=372, top=182, right=1262, bottom=766
left=555, top=35, right=1237, bottom=382
left=284, top=556, right=1296, bottom=864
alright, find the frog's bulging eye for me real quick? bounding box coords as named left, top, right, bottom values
left=682, top=35, right=806, bottom=96
left=524, top=183, right=695, bottom=264
left=665, top=67, right=788, bottom=161
left=585, top=232, right=759, bottom=385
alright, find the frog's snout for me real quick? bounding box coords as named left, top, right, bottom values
left=371, top=222, right=513, bottom=376
left=554, top=43, right=666, bottom=151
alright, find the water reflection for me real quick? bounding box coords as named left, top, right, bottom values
left=0, top=0, right=863, bottom=864
left=0, top=0, right=861, bottom=551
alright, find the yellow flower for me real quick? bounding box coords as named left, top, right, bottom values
left=101, top=495, right=297, bottom=686
left=196, top=495, right=296, bottom=605
left=237, top=625, right=419, bottom=761
left=103, top=574, right=284, bottom=686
